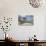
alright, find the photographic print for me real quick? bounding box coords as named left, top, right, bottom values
left=18, top=15, right=34, bottom=26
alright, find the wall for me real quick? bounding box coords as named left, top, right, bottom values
left=9, top=15, right=45, bottom=40
left=0, top=0, right=46, bottom=40
left=44, top=16, right=46, bottom=40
